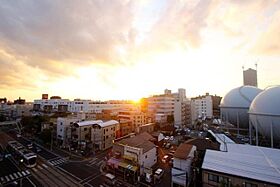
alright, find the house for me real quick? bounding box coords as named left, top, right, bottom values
left=172, top=143, right=196, bottom=187
left=110, top=132, right=157, bottom=176
left=202, top=144, right=280, bottom=187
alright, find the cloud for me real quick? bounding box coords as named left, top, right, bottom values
left=136, top=0, right=216, bottom=54
left=251, top=10, right=280, bottom=55
left=0, top=0, right=135, bottom=73
left=0, top=50, right=44, bottom=89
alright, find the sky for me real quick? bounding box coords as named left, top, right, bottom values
left=0, top=0, right=280, bottom=101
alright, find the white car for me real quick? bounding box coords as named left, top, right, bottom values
left=154, top=168, right=164, bottom=181
left=162, top=155, right=169, bottom=163
left=164, top=136, right=170, bottom=141
left=169, top=136, right=174, bottom=141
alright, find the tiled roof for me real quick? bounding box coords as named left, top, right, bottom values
left=174, top=143, right=194, bottom=160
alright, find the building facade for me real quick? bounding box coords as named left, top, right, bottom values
left=172, top=144, right=196, bottom=187
left=191, top=93, right=222, bottom=123
left=243, top=68, right=258, bottom=87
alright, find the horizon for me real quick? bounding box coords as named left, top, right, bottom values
left=1, top=1, right=280, bottom=102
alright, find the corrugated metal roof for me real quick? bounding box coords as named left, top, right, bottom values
left=202, top=144, right=280, bottom=185
left=76, top=120, right=119, bottom=127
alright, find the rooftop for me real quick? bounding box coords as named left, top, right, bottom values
left=75, top=120, right=119, bottom=128
left=174, top=143, right=195, bottom=160
left=116, top=132, right=156, bottom=153
left=202, top=144, right=280, bottom=185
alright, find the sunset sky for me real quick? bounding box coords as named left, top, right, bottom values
left=0, top=0, right=280, bottom=101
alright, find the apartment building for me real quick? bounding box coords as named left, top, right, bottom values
left=57, top=116, right=80, bottom=147
left=34, top=94, right=137, bottom=114
left=147, top=89, right=191, bottom=127
left=118, top=109, right=147, bottom=131
left=70, top=120, right=119, bottom=151
left=33, top=95, right=70, bottom=112
left=202, top=144, right=280, bottom=187
left=191, top=93, right=222, bottom=123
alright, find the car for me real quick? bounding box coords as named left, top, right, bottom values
left=16, top=134, right=21, bottom=138
left=145, top=173, right=153, bottom=183
left=154, top=168, right=164, bottom=181
left=161, top=155, right=170, bottom=163
left=169, top=136, right=174, bottom=141
left=162, top=142, right=167, bottom=148
left=164, top=136, right=170, bottom=141
left=34, top=146, right=42, bottom=153
left=27, top=143, right=33, bottom=149
left=165, top=143, right=171, bottom=149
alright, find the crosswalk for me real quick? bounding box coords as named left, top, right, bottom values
left=48, top=158, right=67, bottom=166
left=87, top=158, right=103, bottom=167
left=0, top=170, right=31, bottom=185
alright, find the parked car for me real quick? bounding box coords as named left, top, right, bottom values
left=162, top=142, right=167, bottom=148
left=164, top=136, right=170, bottom=141
left=169, top=136, right=174, bottom=141
left=27, top=143, right=33, bottom=149
left=34, top=146, right=42, bottom=153
left=16, top=134, right=21, bottom=138
left=165, top=143, right=171, bottom=149
left=154, top=168, right=164, bottom=181
left=145, top=173, right=153, bottom=183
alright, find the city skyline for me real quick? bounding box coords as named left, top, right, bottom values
left=1, top=0, right=280, bottom=101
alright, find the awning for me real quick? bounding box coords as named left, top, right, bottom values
left=123, top=155, right=135, bottom=161
left=119, top=162, right=138, bottom=172
left=107, top=158, right=120, bottom=169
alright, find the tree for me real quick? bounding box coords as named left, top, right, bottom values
left=21, top=115, right=50, bottom=135
left=39, top=129, right=52, bottom=144
left=0, top=114, right=6, bottom=122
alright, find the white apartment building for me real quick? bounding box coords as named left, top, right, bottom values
left=147, top=88, right=191, bottom=127
left=57, top=116, right=80, bottom=147
left=33, top=98, right=70, bottom=112
left=172, top=143, right=196, bottom=187
left=34, top=96, right=136, bottom=114
left=191, top=93, right=222, bottom=123
left=191, top=93, right=213, bottom=122
left=71, top=120, right=119, bottom=151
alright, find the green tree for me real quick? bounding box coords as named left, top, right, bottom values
left=39, top=129, right=52, bottom=144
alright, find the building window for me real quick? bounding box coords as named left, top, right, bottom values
left=219, top=176, right=229, bottom=186
left=106, top=135, right=108, bottom=139
left=84, top=128, right=87, bottom=131
left=245, top=182, right=258, bottom=187
left=208, top=174, right=219, bottom=183
left=145, top=155, right=147, bottom=159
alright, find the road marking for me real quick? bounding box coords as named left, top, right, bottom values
left=13, top=173, right=18, bottom=178
left=42, top=163, right=48, bottom=168
left=9, top=174, right=14, bottom=180
left=17, top=172, right=22, bottom=177
left=5, top=176, right=9, bottom=182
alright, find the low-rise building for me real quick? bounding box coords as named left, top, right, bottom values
left=172, top=143, right=196, bottom=187
left=202, top=144, right=280, bottom=187
left=137, top=123, right=155, bottom=134
left=71, top=120, right=119, bottom=151
left=111, top=132, right=157, bottom=175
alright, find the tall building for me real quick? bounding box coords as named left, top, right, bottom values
left=147, top=88, right=191, bottom=127
left=243, top=68, right=258, bottom=87
left=191, top=93, right=222, bottom=123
